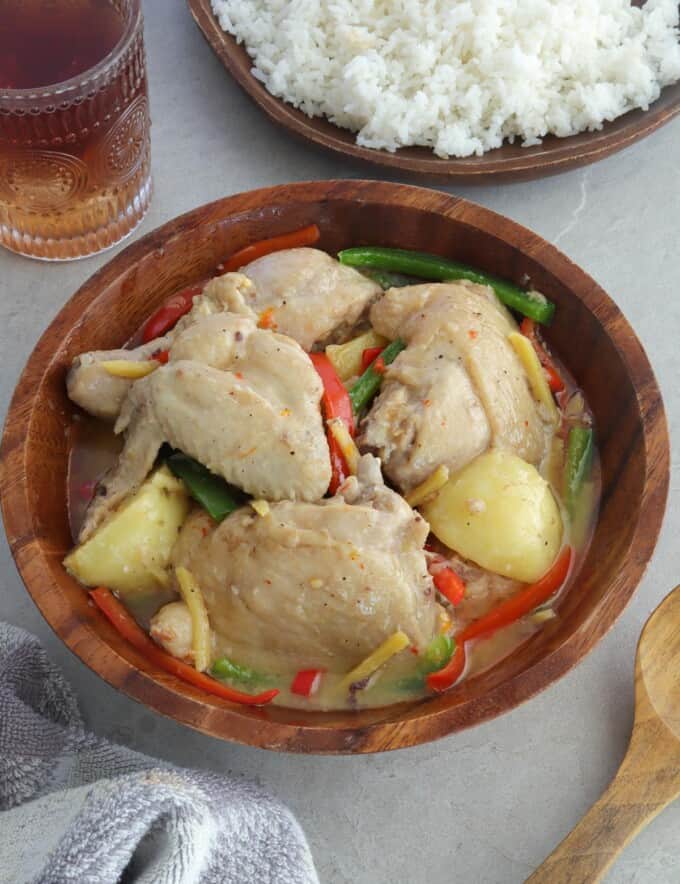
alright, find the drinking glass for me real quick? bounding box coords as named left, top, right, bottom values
left=0, top=0, right=151, bottom=260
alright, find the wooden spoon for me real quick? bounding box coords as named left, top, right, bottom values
left=528, top=585, right=680, bottom=883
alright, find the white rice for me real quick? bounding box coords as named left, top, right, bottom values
left=210, top=0, right=680, bottom=158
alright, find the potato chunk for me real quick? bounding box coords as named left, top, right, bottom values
left=421, top=450, right=562, bottom=582
left=325, top=329, right=387, bottom=381
left=64, top=466, right=190, bottom=595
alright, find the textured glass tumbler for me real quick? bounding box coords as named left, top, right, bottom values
left=0, top=0, right=151, bottom=260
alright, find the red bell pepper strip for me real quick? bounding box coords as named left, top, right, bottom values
left=309, top=352, right=356, bottom=494
left=427, top=642, right=466, bottom=692
left=78, top=480, right=97, bottom=502
left=309, top=352, right=355, bottom=434
left=360, top=346, right=384, bottom=373
left=327, top=443, right=349, bottom=495
left=218, top=224, right=321, bottom=275
left=520, top=318, right=565, bottom=393
left=151, top=349, right=170, bottom=364
left=458, top=547, right=573, bottom=644
left=90, top=587, right=278, bottom=706
left=141, top=283, right=204, bottom=343
left=291, top=668, right=325, bottom=697
left=545, top=366, right=564, bottom=394
left=430, top=566, right=466, bottom=607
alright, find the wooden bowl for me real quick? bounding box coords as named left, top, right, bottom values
left=188, top=0, right=680, bottom=183
left=0, top=181, right=669, bottom=753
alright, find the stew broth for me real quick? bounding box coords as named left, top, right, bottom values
left=66, top=284, right=600, bottom=711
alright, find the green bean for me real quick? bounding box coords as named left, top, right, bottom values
left=211, top=656, right=269, bottom=686
left=348, top=338, right=406, bottom=414
left=339, top=247, right=555, bottom=325
left=395, top=675, right=427, bottom=692
left=166, top=452, right=242, bottom=522
left=564, top=427, right=594, bottom=517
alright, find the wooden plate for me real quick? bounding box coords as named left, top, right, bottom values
left=187, top=0, right=680, bottom=183
left=0, top=180, right=669, bottom=752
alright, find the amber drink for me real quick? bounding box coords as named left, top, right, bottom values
left=0, top=0, right=151, bottom=260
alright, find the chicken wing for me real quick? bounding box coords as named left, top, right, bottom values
left=79, top=313, right=331, bottom=540
left=67, top=249, right=379, bottom=420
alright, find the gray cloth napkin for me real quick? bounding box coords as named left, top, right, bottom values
left=0, top=622, right=319, bottom=884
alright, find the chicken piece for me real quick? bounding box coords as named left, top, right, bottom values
left=171, top=455, right=440, bottom=673
left=150, top=601, right=194, bottom=662
left=360, top=282, right=547, bottom=492
left=66, top=274, right=256, bottom=421
left=238, top=247, right=380, bottom=350
left=66, top=336, right=172, bottom=422
left=67, top=250, right=379, bottom=420
left=79, top=313, right=331, bottom=541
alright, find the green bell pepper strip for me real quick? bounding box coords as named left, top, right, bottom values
left=395, top=675, right=428, bottom=692
left=564, top=427, right=594, bottom=517
left=422, top=634, right=455, bottom=673
left=360, top=268, right=416, bottom=290
left=339, top=247, right=555, bottom=325
left=396, top=634, right=455, bottom=692
left=348, top=337, right=406, bottom=414
left=166, top=452, right=242, bottom=522
left=211, top=656, right=270, bottom=686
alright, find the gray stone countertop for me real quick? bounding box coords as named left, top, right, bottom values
left=1, top=2, right=679, bottom=882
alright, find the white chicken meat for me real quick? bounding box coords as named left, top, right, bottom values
left=67, top=249, right=380, bottom=420
left=360, top=281, right=548, bottom=492
left=170, top=455, right=441, bottom=673
left=79, top=313, right=331, bottom=541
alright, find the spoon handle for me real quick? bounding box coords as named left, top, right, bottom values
left=526, top=721, right=680, bottom=884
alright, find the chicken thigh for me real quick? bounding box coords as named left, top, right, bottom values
left=360, top=281, right=547, bottom=492
left=79, top=313, right=331, bottom=541
left=238, top=247, right=380, bottom=349
left=171, top=455, right=440, bottom=673
left=67, top=249, right=379, bottom=420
